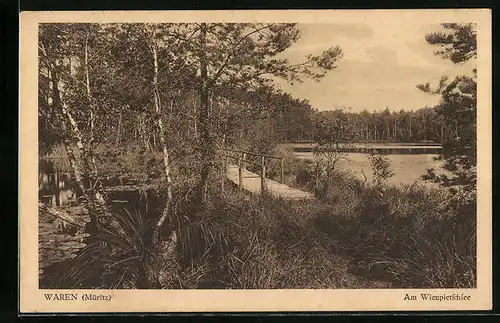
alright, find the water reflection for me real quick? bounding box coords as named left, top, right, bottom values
left=39, top=158, right=77, bottom=206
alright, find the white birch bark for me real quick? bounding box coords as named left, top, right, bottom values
left=148, top=27, right=174, bottom=245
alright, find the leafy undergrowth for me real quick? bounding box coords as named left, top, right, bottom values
left=170, top=172, right=475, bottom=289
left=273, top=155, right=476, bottom=288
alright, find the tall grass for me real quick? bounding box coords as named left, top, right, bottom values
left=42, top=150, right=475, bottom=289
left=310, top=170, right=476, bottom=288
left=167, top=181, right=390, bottom=289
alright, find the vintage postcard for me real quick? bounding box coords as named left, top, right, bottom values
left=19, top=9, right=492, bottom=313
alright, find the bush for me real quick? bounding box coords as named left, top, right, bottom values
left=367, top=151, right=395, bottom=187
left=93, top=142, right=164, bottom=180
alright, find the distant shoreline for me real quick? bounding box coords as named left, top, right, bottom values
left=280, top=142, right=442, bottom=155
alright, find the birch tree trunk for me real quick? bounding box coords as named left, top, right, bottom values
left=409, top=116, right=412, bottom=140
left=83, top=31, right=108, bottom=204
left=40, top=37, right=121, bottom=237
left=49, top=69, right=99, bottom=229
left=149, top=28, right=174, bottom=246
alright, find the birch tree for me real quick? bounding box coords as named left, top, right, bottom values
left=39, top=23, right=112, bottom=229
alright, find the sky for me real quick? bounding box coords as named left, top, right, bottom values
left=276, top=22, right=476, bottom=113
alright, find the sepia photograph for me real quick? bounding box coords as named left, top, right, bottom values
left=20, top=9, right=492, bottom=312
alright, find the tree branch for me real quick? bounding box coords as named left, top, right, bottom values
left=208, top=24, right=275, bottom=87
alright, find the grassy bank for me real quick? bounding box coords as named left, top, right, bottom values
left=168, top=185, right=390, bottom=289
left=309, top=171, right=476, bottom=288
left=42, top=171, right=475, bottom=289
left=40, top=145, right=476, bottom=289
left=169, top=170, right=476, bottom=289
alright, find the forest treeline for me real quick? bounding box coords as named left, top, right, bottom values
left=40, top=67, right=459, bottom=151
left=256, top=104, right=452, bottom=144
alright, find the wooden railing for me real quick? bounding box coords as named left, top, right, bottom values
left=219, top=148, right=284, bottom=194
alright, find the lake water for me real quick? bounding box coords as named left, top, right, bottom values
left=39, top=159, right=77, bottom=207
left=39, top=144, right=447, bottom=192
left=293, top=152, right=446, bottom=187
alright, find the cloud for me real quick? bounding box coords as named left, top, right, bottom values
left=287, top=23, right=372, bottom=54
left=327, top=23, right=374, bottom=39
left=277, top=59, right=446, bottom=112
left=364, top=46, right=399, bottom=63
left=277, top=22, right=476, bottom=112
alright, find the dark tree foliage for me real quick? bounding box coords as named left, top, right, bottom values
left=418, top=23, right=477, bottom=199
left=425, top=23, right=477, bottom=64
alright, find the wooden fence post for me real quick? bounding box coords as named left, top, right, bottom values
left=238, top=157, right=243, bottom=190
left=242, top=152, right=246, bottom=170
left=260, top=156, right=266, bottom=194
